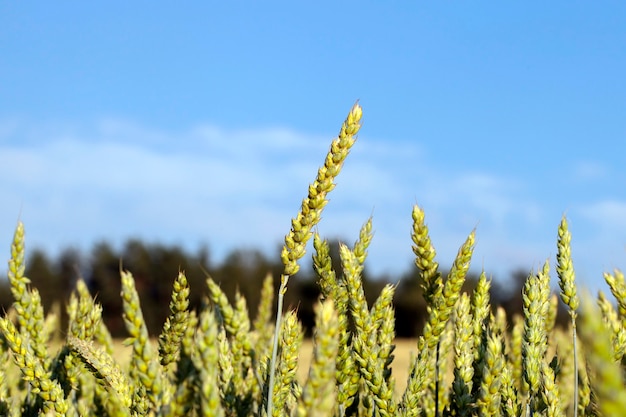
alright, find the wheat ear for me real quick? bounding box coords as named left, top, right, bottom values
left=604, top=269, right=626, bottom=319
left=268, top=103, right=362, bottom=417
left=270, top=311, right=303, bottom=417
left=411, top=204, right=442, bottom=307
left=402, top=230, right=475, bottom=416
left=121, top=269, right=165, bottom=411
left=449, top=292, right=474, bottom=416
left=158, top=271, right=190, bottom=370
left=296, top=299, right=340, bottom=417
left=68, top=336, right=133, bottom=410
left=597, top=290, right=626, bottom=360
left=313, top=234, right=359, bottom=411
left=556, top=215, right=580, bottom=417
left=194, top=307, right=224, bottom=417
left=476, top=331, right=504, bottom=416
left=522, top=261, right=551, bottom=412
left=253, top=273, right=276, bottom=364
left=6, top=222, right=48, bottom=364
left=579, top=292, right=626, bottom=415
left=0, top=316, right=68, bottom=416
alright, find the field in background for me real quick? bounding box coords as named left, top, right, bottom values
left=105, top=338, right=417, bottom=395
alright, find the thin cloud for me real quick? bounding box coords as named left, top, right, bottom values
left=0, top=118, right=621, bottom=293
left=579, top=200, right=626, bottom=232
left=573, top=161, right=608, bottom=181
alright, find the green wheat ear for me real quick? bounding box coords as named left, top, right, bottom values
left=7, top=222, right=48, bottom=364
left=411, top=204, right=442, bottom=306
left=604, top=269, right=626, bottom=319
left=556, top=215, right=580, bottom=416
left=120, top=269, right=165, bottom=411
left=476, top=331, right=505, bottom=416
left=280, top=102, right=362, bottom=278
left=522, top=261, right=551, bottom=409
left=270, top=311, right=303, bottom=417
left=158, top=271, right=190, bottom=370
left=402, top=229, right=475, bottom=417
left=557, top=216, right=579, bottom=314
left=253, top=272, right=276, bottom=362
left=0, top=316, right=68, bottom=416
left=194, top=307, right=224, bottom=417
left=449, top=293, right=473, bottom=416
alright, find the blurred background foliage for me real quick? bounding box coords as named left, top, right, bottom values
left=0, top=239, right=569, bottom=338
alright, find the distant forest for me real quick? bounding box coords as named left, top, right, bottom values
left=0, top=238, right=570, bottom=338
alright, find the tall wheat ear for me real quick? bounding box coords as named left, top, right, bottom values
left=267, top=103, right=362, bottom=417
left=556, top=215, right=580, bottom=417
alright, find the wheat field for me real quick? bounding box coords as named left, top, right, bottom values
left=2, top=103, right=626, bottom=416
left=106, top=338, right=417, bottom=393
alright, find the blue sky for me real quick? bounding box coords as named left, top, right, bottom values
left=1, top=3, right=625, bottom=292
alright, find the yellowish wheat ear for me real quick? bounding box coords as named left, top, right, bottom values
left=557, top=216, right=579, bottom=315
left=68, top=336, right=133, bottom=410
left=121, top=270, right=165, bottom=410
left=158, top=271, right=190, bottom=370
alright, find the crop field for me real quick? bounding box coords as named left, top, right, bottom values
left=105, top=338, right=417, bottom=394
left=1, top=104, right=626, bottom=416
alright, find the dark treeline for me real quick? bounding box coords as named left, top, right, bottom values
left=0, top=238, right=569, bottom=338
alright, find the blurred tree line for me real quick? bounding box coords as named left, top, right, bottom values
left=0, top=238, right=569, bottom=338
